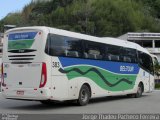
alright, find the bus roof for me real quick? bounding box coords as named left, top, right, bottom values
left=5, top=26, right=150, bottom=55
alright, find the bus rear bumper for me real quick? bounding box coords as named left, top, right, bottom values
left=1, top=87, right=51, bottom=101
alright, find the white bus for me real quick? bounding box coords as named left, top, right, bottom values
left=1, top=26, right=154, bottom=105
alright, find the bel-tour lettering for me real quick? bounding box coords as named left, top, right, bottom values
left=120, top=66, right=134, bottom=72
left=15, top=34, right=29, bottom=39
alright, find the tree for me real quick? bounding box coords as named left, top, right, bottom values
left=1, top=0, right=160, bottom=35
left=154, top=62, right=160, bottom=78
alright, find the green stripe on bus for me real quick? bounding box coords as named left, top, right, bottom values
left=64, top=66, right=137, bottom=91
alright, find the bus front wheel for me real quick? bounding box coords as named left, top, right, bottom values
left=134, top=83, right=143, bottom=98
left=127, top=83, right=143, bottom=98
left=77, top=85, right=91, bottom=106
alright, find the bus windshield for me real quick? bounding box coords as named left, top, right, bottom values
left=8, top=32, right=37, bottom=50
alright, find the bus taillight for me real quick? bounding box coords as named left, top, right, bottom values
left=1, top=63, right=6, bottom=87
left=39, top=62, right=47, bottom=88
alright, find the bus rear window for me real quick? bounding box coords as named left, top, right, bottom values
left=8, top=32, right=37, bottom=50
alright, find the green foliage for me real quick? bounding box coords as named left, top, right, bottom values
left=155, top=83, right=160, bottom=89
left=0, top=0, right=160, bottom=36
left=154, top=62, right=160, bottom=77
left=0, top=12, right=23, bottom=31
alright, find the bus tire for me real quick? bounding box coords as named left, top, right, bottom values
left=77, top=85, right=90, bottom=106
left=134, top=83, right=143, bottom=98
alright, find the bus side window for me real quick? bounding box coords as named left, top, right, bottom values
left=64, top=38, right=82, bottom=58
left=84, top=52, right=88, bottom=58
left=110, top=54, right=120, bottom=61
left=45, top=33, right=51, bottom=55
left=106, top=45, right=121, bottom=62
left=120, top=47, right=137, bottom=63
left=45, top=34, right=82, bottom=58
left=123, top=56, right=131, bottom=63
left=83, top=41, right=105, bottom=60
left=65, top=50, right=80, bottom=58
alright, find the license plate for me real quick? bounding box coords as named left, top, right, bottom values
left=17, top=91, right=24, bottom=95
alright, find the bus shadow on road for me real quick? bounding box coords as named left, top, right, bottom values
left=7, top=95, right=149, bottom=110
left=7, top=101, right=77, bottom=110
left=89, top=94, right=149, bottom=104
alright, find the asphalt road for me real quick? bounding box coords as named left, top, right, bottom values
left=0, top=91, right=160, bottom=114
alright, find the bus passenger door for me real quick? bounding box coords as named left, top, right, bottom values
left=149, top=74, right=154, bottom=92
left=147, top=72, right=154, bottom=92
left=143, top=71, right=150, bottom=92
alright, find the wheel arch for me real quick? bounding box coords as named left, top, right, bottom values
left=78, top=82, right=92, bottom=98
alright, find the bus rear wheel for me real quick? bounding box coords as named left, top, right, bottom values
left=77, top=85, right=91, bottom=106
